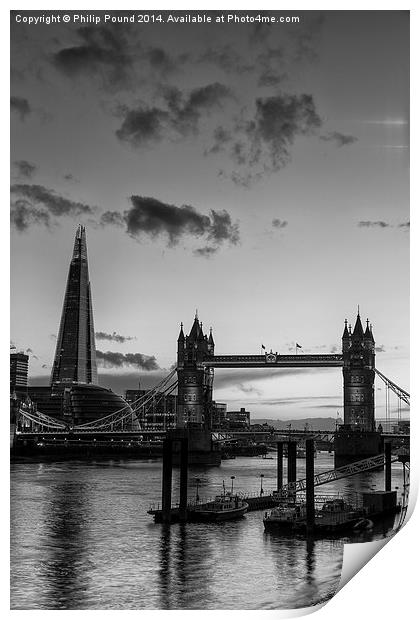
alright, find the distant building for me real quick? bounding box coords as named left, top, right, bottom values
left=10, top=352, right=28, bottom=392
left=211, top=402, right=227, bottom=429
left=226, top=408, right=251, bottom=429
left=125, top=389, right=177, bottom=429
left=51, top=224, right=98, bottom=385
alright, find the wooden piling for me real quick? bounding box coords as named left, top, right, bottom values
left=287, top=441, right=297, bottom=501
left=277, top=441, right=283, bottom=491
left=385, top=441, right=392, bottom=492
left=305, top=439, right=315, bottom=535
left=162, top=437, right=173, bottom=523
left=179, top=437, right=189, bottom=522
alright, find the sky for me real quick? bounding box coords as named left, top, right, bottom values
left=10, top=10, right=409, bottom=419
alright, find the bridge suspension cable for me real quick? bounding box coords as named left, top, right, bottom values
left=375, top=369, right=410, bottom=407
left=73, top=368, right=178, bottom=431
left=16, top=368, right=178, bottom=433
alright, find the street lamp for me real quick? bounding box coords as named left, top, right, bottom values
left=260, top=473, right=264, bottom=496
left=195, top=478, right=201, bottom=503
left=230, top=475, right=235, bottom=494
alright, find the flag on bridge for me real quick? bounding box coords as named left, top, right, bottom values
left=296, top=343, right=302, bottom=349
left=261, top=344, right=266, bottom=350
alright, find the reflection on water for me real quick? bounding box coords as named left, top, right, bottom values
left=10, top=454, right=405, bottom=610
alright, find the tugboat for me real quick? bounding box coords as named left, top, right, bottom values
left=315, top=498, right=365, bottom=533
left=190, top=482, right=249, bottom=522
left=263, top=502, right=307, bottom=532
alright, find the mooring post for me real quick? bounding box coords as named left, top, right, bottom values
left=287, top=441, right=297, bottom=501
left=277, top=441, right=284, bottom=491
left=305, top=439, right=315, bottom=536
left=162, top=437, right=173, bottom=524
left=385, top=441, right=392, bottom=492
left=179, top=437, right=189, bottom=522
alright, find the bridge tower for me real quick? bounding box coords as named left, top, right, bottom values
left=336, top=309, right=381, bottom=465
left=176, top=313, right=214, bottom=429
left=342, top=311, right=376, bottom=431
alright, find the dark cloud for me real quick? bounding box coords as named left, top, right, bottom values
left=399, top=222, right=410, bottom=229
left=64, top=173, right=77, bottom=182
left=95, top=331, right=136, bottom=343
left=147, top=47, right=176, bottom=74
left=53, top=25, right=133, bottom=88
left=358, top=221, right=390, bottom=228
left=208, top=93, right=322, bottom=184
left=11, top=184, right=95, bottom=231
left=205, top=126, right=232, bottom=155
left=115, top=106, right=169, bottom=145
left=272, top=219, right=288, bottom=229
left=96, top=350, right=159, bottom=370
left=11, top=96, right=31, bottom=121
left=116, top=82, right=232, bottom=146
left=320, top=131, right=358, bottom=147
left=102, top=195, right=239, bottom=254
left=13, top=160, right=37, bottom=179
left=258, top=69, right=287, bottom=87
left=199, top=46, right=254, bottom=74
left=11, top=200, right=50, bottom=232
left=193, top=246, right=219, bottom=259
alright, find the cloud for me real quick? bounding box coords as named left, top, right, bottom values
left=375, top=345, right=386, bottom=353
left=358, top=221, right=390, bottom=228
left=95, top=331, right=136, bottom=343
left=13, top=160, right=37, bottom=179
left=205, top=126, right=232, bottom=155
left=320, top=131, right=358, bottom=147
left=101, top=195, right=239, bottom=254
left=10, top=184, right=95, bottom=231
left=199, top=46, right=254, bottom=74
left=11, top=96, right=31, bottom=121
left=53, top=25, right=133, bottom=88
left=238, top=383, right=263, bottom=397
left=96, top=350, right=160, bottom=370
left=258, top=69, right=287, bottom=87
left=399, top=222, right=410, bottom=229
left=214, top=367, right=335, bottom=390
left=208, top=93, right=322, bottom=184
left=272, top=219, right=288, bottom=229
left=116, top=82, right=233, bottom=146
left=193, top=246, right=219, bottom=258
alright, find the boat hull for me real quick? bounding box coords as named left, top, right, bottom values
left=190, top=505, right=248, bottom=522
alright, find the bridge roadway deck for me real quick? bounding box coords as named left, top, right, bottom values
left=15, top=429, right=408, bottom=440
left=201, top=354, right=344, bottom=368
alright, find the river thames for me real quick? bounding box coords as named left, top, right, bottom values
left=10, top=453, right=405, bottom=610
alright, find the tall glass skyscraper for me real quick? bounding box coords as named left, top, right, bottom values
left=51, top=225, right=98, bottom=385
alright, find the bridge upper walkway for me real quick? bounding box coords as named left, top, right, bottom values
left=202, top=354, right=344, bottom=368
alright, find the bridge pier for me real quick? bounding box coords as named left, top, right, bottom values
left=277, top=441, right=284, bottom=491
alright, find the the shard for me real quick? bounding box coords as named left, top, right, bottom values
left=51, top=225, right=98, bottom=385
